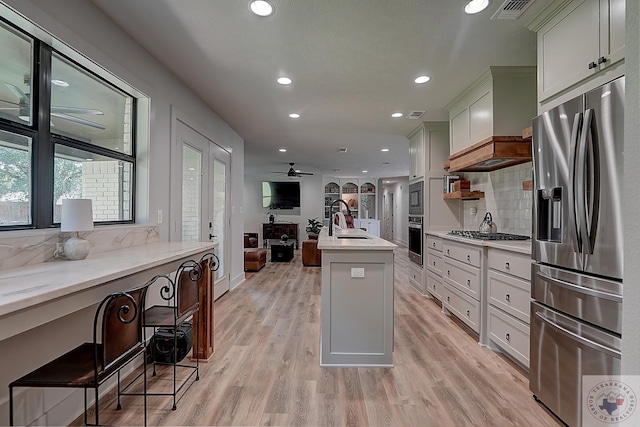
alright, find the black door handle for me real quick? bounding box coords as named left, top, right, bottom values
left=210, top=234, right=216, bottom=239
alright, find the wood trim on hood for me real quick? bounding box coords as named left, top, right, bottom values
left=446, top=136, right=532, bottom=172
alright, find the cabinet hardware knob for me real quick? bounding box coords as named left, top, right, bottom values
left=433, top=284, right=436, bottom=289
left=588, top=61, right=597, bottom=69
left=447, top=249, right=450, bottom=254
left=433, top=261, right=436, bottom=266
left=433, top=242, right=436, bottom=247
left=467, top=279, right=470, bottom=286
left=447, top=296, right=450, bottom=302
left=447, top=270, right=450, bottom=276
left=505, top=262, right=510, bottom=269
left=467, top=255, right=471, bottom=262
left=505, top=294, right=510, bottom=302
left=466, top=310, right=470, bottom=317
left=598, top=56, right=608, bottom=64
left=505, top=333, right=510, bottom=341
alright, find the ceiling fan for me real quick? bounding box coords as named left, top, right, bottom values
left=0, top=82, right=107, bottom=130
left=272, top=162, right=314, bottom=177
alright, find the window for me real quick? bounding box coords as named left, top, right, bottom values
left=0, top=20, right=136, bottom=229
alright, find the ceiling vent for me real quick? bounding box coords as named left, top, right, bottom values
left=337, top=148, right=348, bottom=153
left=491, top=0, right=535, bottom=20
left=407, top=111, right=425, bottom=119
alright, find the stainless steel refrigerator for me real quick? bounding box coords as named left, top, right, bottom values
left=530, top=76, right=624, bottom=427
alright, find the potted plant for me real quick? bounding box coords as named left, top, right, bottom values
left=306, top=217, right=323, bottom=239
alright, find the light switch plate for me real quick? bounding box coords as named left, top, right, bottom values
left=351, top=267, right=365, bottom=278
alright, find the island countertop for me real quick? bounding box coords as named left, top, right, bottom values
left=0, top=241, right=216, bottom=318
left=317, top=227, right=397, bottom=250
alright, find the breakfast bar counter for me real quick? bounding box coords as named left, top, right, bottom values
left=317, top=227, right=397, bottom=367
left=0, top=241, right=216, bottom=342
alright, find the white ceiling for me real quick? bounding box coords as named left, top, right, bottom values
left=91, top=0, right=549, bottom=178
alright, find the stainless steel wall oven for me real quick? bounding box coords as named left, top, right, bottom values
left=408, top=216, right=422, bottom=265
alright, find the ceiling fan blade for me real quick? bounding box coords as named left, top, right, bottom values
left=4, top=83, right=29, bottom=103
left=51, top=112, right=106, bottom=130
left=51, top=106, right=104, bottom=115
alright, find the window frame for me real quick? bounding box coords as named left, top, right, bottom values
left=0, top=18, right=137, bottom=230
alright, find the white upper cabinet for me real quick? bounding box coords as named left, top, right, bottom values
left=408, top=125, right=425, bottom=181
left=446, top=66, right=537, bottom=156
left=530, top=0, right=625, bottom=102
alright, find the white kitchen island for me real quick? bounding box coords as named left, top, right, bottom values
left=317, top=227, right=397, bottom=367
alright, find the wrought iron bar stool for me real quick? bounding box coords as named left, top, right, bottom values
left=142, top=259, right=202, bottom=410
left=9, top=286, right=150, bottom=426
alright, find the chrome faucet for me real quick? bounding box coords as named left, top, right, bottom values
left=328, top=199, right=352, bottom=236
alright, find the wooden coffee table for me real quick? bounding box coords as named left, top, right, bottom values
left=271, top=240, right=295, bottom=262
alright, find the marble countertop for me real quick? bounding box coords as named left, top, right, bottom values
left=0, top=241, right=216, bottom=317
left=317, top=227, right=397, bottom=250
left=426, top=230, right=532, bottom=255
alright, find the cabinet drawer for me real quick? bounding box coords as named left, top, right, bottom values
left=488, top=248, right=531, bottom=280
left=488, top=270, right=531, bottom=324
left=426, top=235, right=443, bottom=252
left=443, top=240, right=481, bottom=267
left=426, top=270, right=442, bottom=301
left=443, top=257, right=481, bottom=300
left=426, top=248, right=443, bottom=275
left=409, top=263, right=424, bottom=294
left=488, top=305, right=530, bottom=368
left=442, top=282, right=480, bottom=333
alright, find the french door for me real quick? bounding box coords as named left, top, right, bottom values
left=172, top=119, right=230, bottom=299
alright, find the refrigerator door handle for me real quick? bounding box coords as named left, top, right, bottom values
left=569, top=112, right=583, bottom=253
left=535, top=311, right=621, bottom=359
left=576, top=109, right=591, bottom=255
left=583, top=108, right=600, bottom=255
left=536, top=270, right=622, bottom=303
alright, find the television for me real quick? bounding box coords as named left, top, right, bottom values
left=262, top=181, right=301, bottom=209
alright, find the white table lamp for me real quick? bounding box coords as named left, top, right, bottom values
left=61, top=199, right=94, bottom=260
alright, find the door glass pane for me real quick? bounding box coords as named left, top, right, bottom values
left=53, top=144, right=133, bottom=222
left=0, top=23, right=34, bottom=126
left=213, top=159, right=226, bottom=280
left=0, top=130, right=31, bottom=225
left=182, top=144, right=201, bottom=242
left=51, top=53, right=133, bottom=154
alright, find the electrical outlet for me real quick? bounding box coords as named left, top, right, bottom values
left=157, top=210, right=163, bottom=224
left=351, top=267, right=365, bottom=278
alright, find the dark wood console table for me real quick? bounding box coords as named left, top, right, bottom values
left=263, top=223, right=299, bottom=249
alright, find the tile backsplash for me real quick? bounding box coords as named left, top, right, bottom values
left=0, top=225, right=159, bottom=270
left=460, top=163, right=533, bottom=236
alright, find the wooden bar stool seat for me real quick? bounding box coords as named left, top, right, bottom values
left=9, top=286, right=150, bottom=426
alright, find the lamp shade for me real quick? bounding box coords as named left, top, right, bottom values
left=61, top=199, right=94, bottom=232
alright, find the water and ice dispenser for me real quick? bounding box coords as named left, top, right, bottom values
left=537, top=187, right=562, bottom=242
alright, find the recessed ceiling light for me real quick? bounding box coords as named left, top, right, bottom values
left=289, top=113, right=300, bottom=119
left=464, top=0, right=490, bottom=14
left=391, top=112, right=403, bottom=118
left=414, top=75, right=430, bottom=84
left=279, top=148, right=287, bottom=152
left=51, top=79, right=69, bottom=87
left=362, top=170, right=368, bottom=173
left=381, top=148, right=390, bottom=152
left=277, top=77, right=292, bottom=85
left=249, top=0, right=274, bottom=16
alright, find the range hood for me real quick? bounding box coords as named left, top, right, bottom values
left=446, top=135, right=532, bottom=172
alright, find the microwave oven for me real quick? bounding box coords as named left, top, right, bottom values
left=409, top=181, right=423, bottom=215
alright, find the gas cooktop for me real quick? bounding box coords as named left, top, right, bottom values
left=448, top=230, right=531, bottom=241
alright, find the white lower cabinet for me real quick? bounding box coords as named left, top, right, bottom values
left=426, top=270, right=442, bottom=301
left=441, top=240, right=483, bottom=336
left=488, top=305, right=530, bottom=368
left=442, top=282, right=480, bottom=333
left=408, top=262, right=424, bottom=294
left=487, top=248, right=531, bottom=369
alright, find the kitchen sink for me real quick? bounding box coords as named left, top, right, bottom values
left=336, top=235, right=369, bottom=239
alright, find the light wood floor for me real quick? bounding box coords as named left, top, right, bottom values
left=79, top=244, right=563, bottom=426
